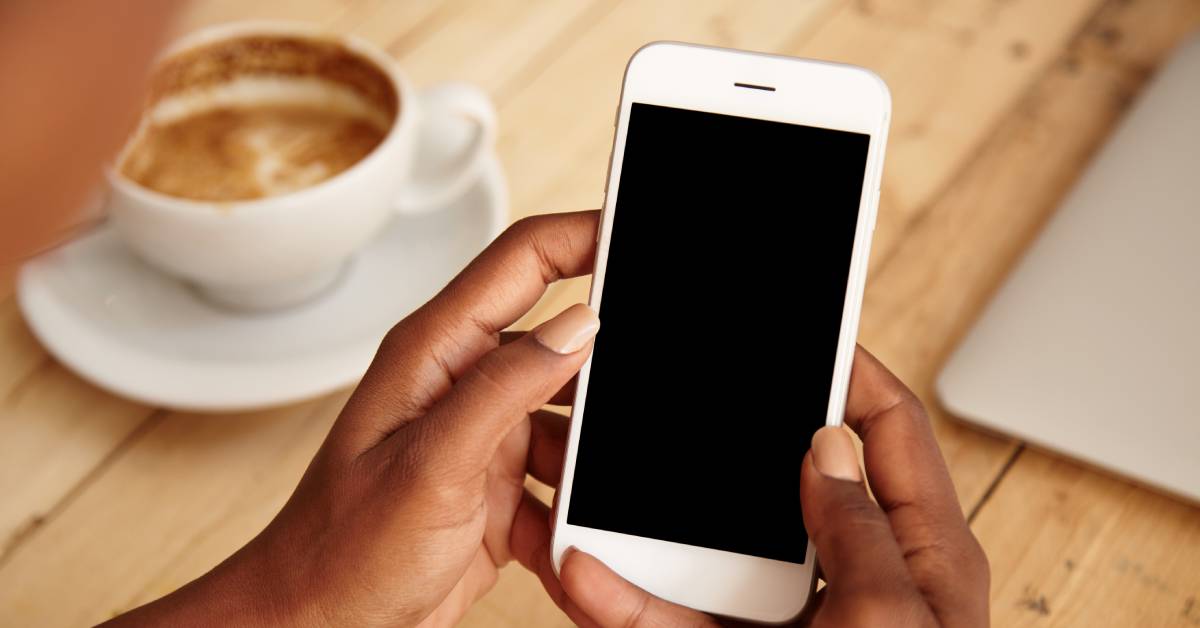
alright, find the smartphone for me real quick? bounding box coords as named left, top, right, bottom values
left=551, top=42, right=890, bottom=623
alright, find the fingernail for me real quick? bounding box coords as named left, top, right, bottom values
left=534, top=304, right=600, bottom=354
left=811, top=426, right=862, bottom=482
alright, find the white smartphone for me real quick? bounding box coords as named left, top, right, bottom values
left=551, top=42, right=890, bottom=623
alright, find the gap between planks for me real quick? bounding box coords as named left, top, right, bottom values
left=0, top=410, right=168, bottom=568
left=968, top=445, right=1025, bottom=524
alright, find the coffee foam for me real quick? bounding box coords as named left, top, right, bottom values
left=118, top=33, right=397, bottom=201
left=120, top=100, right=387, bottom=201
left=146, top=34, right=398, bottom=119
left=146, top=76, right=392, bottom=130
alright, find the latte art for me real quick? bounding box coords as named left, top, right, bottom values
left=120, top=103, right=387, bottom=201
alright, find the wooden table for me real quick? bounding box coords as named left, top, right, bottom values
left=2, top=1, right=1199, bottom=625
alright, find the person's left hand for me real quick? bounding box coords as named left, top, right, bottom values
left=103, top=210, right=602, bottom=627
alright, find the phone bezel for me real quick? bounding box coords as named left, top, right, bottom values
left=551, top=41, right=891, bottom=624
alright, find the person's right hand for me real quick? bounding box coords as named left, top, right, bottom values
left=520, top=347, right=991, bottom=628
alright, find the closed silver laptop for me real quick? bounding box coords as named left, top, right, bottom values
left=937, top=34, right=1200, bottom=501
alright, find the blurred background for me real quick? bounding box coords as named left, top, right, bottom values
left=1, top=1, right=1198, bottom=626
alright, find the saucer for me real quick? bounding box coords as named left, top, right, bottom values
left=17, top=156, right=506, bottom=412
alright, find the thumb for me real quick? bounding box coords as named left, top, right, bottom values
left=414, top=303, right=599, bottom=475
left=801, top=426, right=920, bottom=603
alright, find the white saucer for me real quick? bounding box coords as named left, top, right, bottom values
left=17, top=157, right=506, bottom=412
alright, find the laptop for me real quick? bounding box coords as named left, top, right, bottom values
left=936, top=34, right=1200, bottom=502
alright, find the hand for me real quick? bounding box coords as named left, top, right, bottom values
left=103, top=211, right=603, bottom=627
left=520, top=347, right=991, bottom=628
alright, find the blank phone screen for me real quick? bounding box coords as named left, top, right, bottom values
left=565, top=103, right=871, bottom=564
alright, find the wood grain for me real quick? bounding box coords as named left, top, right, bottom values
left=0, top=394, right=348, bottom=626
left=979, top=449, right=1200, bottom=627
left=0, top=364, right=151, bottom=561
left=0, top=294, right=45, bottom=397
left=1, top=0, right=1198, bottom=626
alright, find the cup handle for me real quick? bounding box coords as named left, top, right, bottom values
left=393, top=82, right=496, bottom=214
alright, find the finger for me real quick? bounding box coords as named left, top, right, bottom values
left=846, top=346, right=964, bottom=529
left=412, top=304, right=599, bottom=477
left=336, top=210, right=599, bottom=452
left=502, top=331, right=577, bottom=406
left=509, top=491, right=564, bottom=604
left=528, top=409, right=569, bottom=486
left=800, top=429, right=929, bottom=620
left=845, top=346, right=990, bottom=623
left=508, top=493, right=604, bottom=628
left=559, top=549, right=721, bottom=628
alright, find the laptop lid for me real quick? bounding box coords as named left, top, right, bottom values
left=937, top=35, right=1200, bottom=501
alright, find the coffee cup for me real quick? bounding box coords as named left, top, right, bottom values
left=106, top=21, right=496, bottom=310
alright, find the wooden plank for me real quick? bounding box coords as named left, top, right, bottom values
left=0, top=364, right=151, bottom=563
left=977, top=450, right=1200, bottom=627
left=391, top=0, right=622, bottom=98
left=335, top=0, right=459, bottom=47
left=0, top=394, right=347, bottom=627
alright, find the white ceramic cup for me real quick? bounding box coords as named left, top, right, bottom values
left=107, top=22, right=496, bottom=310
